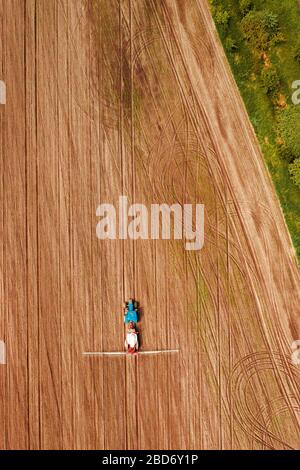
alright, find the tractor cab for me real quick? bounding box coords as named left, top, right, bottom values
left=124, top=298, right=138, bottom=324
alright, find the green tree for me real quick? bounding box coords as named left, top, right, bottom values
left=289, top=158, right=300, bottom=188
left=278, top=107, right=300, bottom=161
left=215, top=8, right=231, bottom=30
left=241, top=11, right=270, bottom=51
left=261, top=68, right=280, bottom=94
left=240, top=10, right=280, bottom=52
left=263, top=11, right=279, bottom=35
left=225, top=36, right=238, bottom=52
left=278, top=145, right=295, bottom=164
left=239, top=0, right=253, bottom=17
left=269, top=32, right=286, bottom=48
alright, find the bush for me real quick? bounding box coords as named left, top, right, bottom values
left=225, top=37, right=238, bottom=52
left=215, top=8, right=231, bottom=30
left=261, top=68, right=280, bottom=94
left=241, top=11, right=270, bottom=51
left=263, top=11, right=279, bottom=35
left=240, top=10, right=280, bottom=52
left=278, top=107, right=300, bottom=160
left=278, top=145, right=296, bottom=164
left=289, top=158, right=300, bottom=188
left=239, top=0, right=253, bottom=17
left=269, top=32, right=286, bottom=48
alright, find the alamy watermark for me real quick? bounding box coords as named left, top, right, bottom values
left=292, top=80, right=300, bottom=105
left=96, top=196, right=204, bottom=251
left=0, top=80, right=6, bottom=105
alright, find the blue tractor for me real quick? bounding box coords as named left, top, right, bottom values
left=124, top=298, right=138, bottom=324
left=124, top=299, right=139, bottom=354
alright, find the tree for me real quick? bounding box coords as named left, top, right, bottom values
left=239, top=0, right=253, bottom=17
left=269, top=32, right=286, bottom=48
left=261, top=68, right=280, bottom=94
left=289, top=158, right=300, bottom=188
left=240, top=10, right=280, bottom=52
left=215, top=8, right=231, bottom=30
left=241, top=11, right=270, bottom=51
left=263, top=11, right=279, bottom=35
left=225, top=36, right=238, bottom=52
left=278, top=107, right=300, bottom=161
left=278, top=145, right=295, bottom=164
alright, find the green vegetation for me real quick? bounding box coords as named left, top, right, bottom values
left=278, top=107, right=300, bottom=161
left=214, top=8, right=231, bottom=30
left=294, top=40, right=300, bottom=63
left=289, top=158, right=300, bottom=188
left=260, top=68, right=281, bottom=94
left=239, top=0, right=253, bottom=17
left=210, top=0, right=300, bottom=261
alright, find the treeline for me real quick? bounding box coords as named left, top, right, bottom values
left=211, top=0, right=300, bottom=188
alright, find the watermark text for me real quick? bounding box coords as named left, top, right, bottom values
left=96, top=196, right=204, bottom=251
left=292, top=80, right=300, bottom=105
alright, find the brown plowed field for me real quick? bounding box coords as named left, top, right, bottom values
left=0, top=0, right=300, bottom=449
